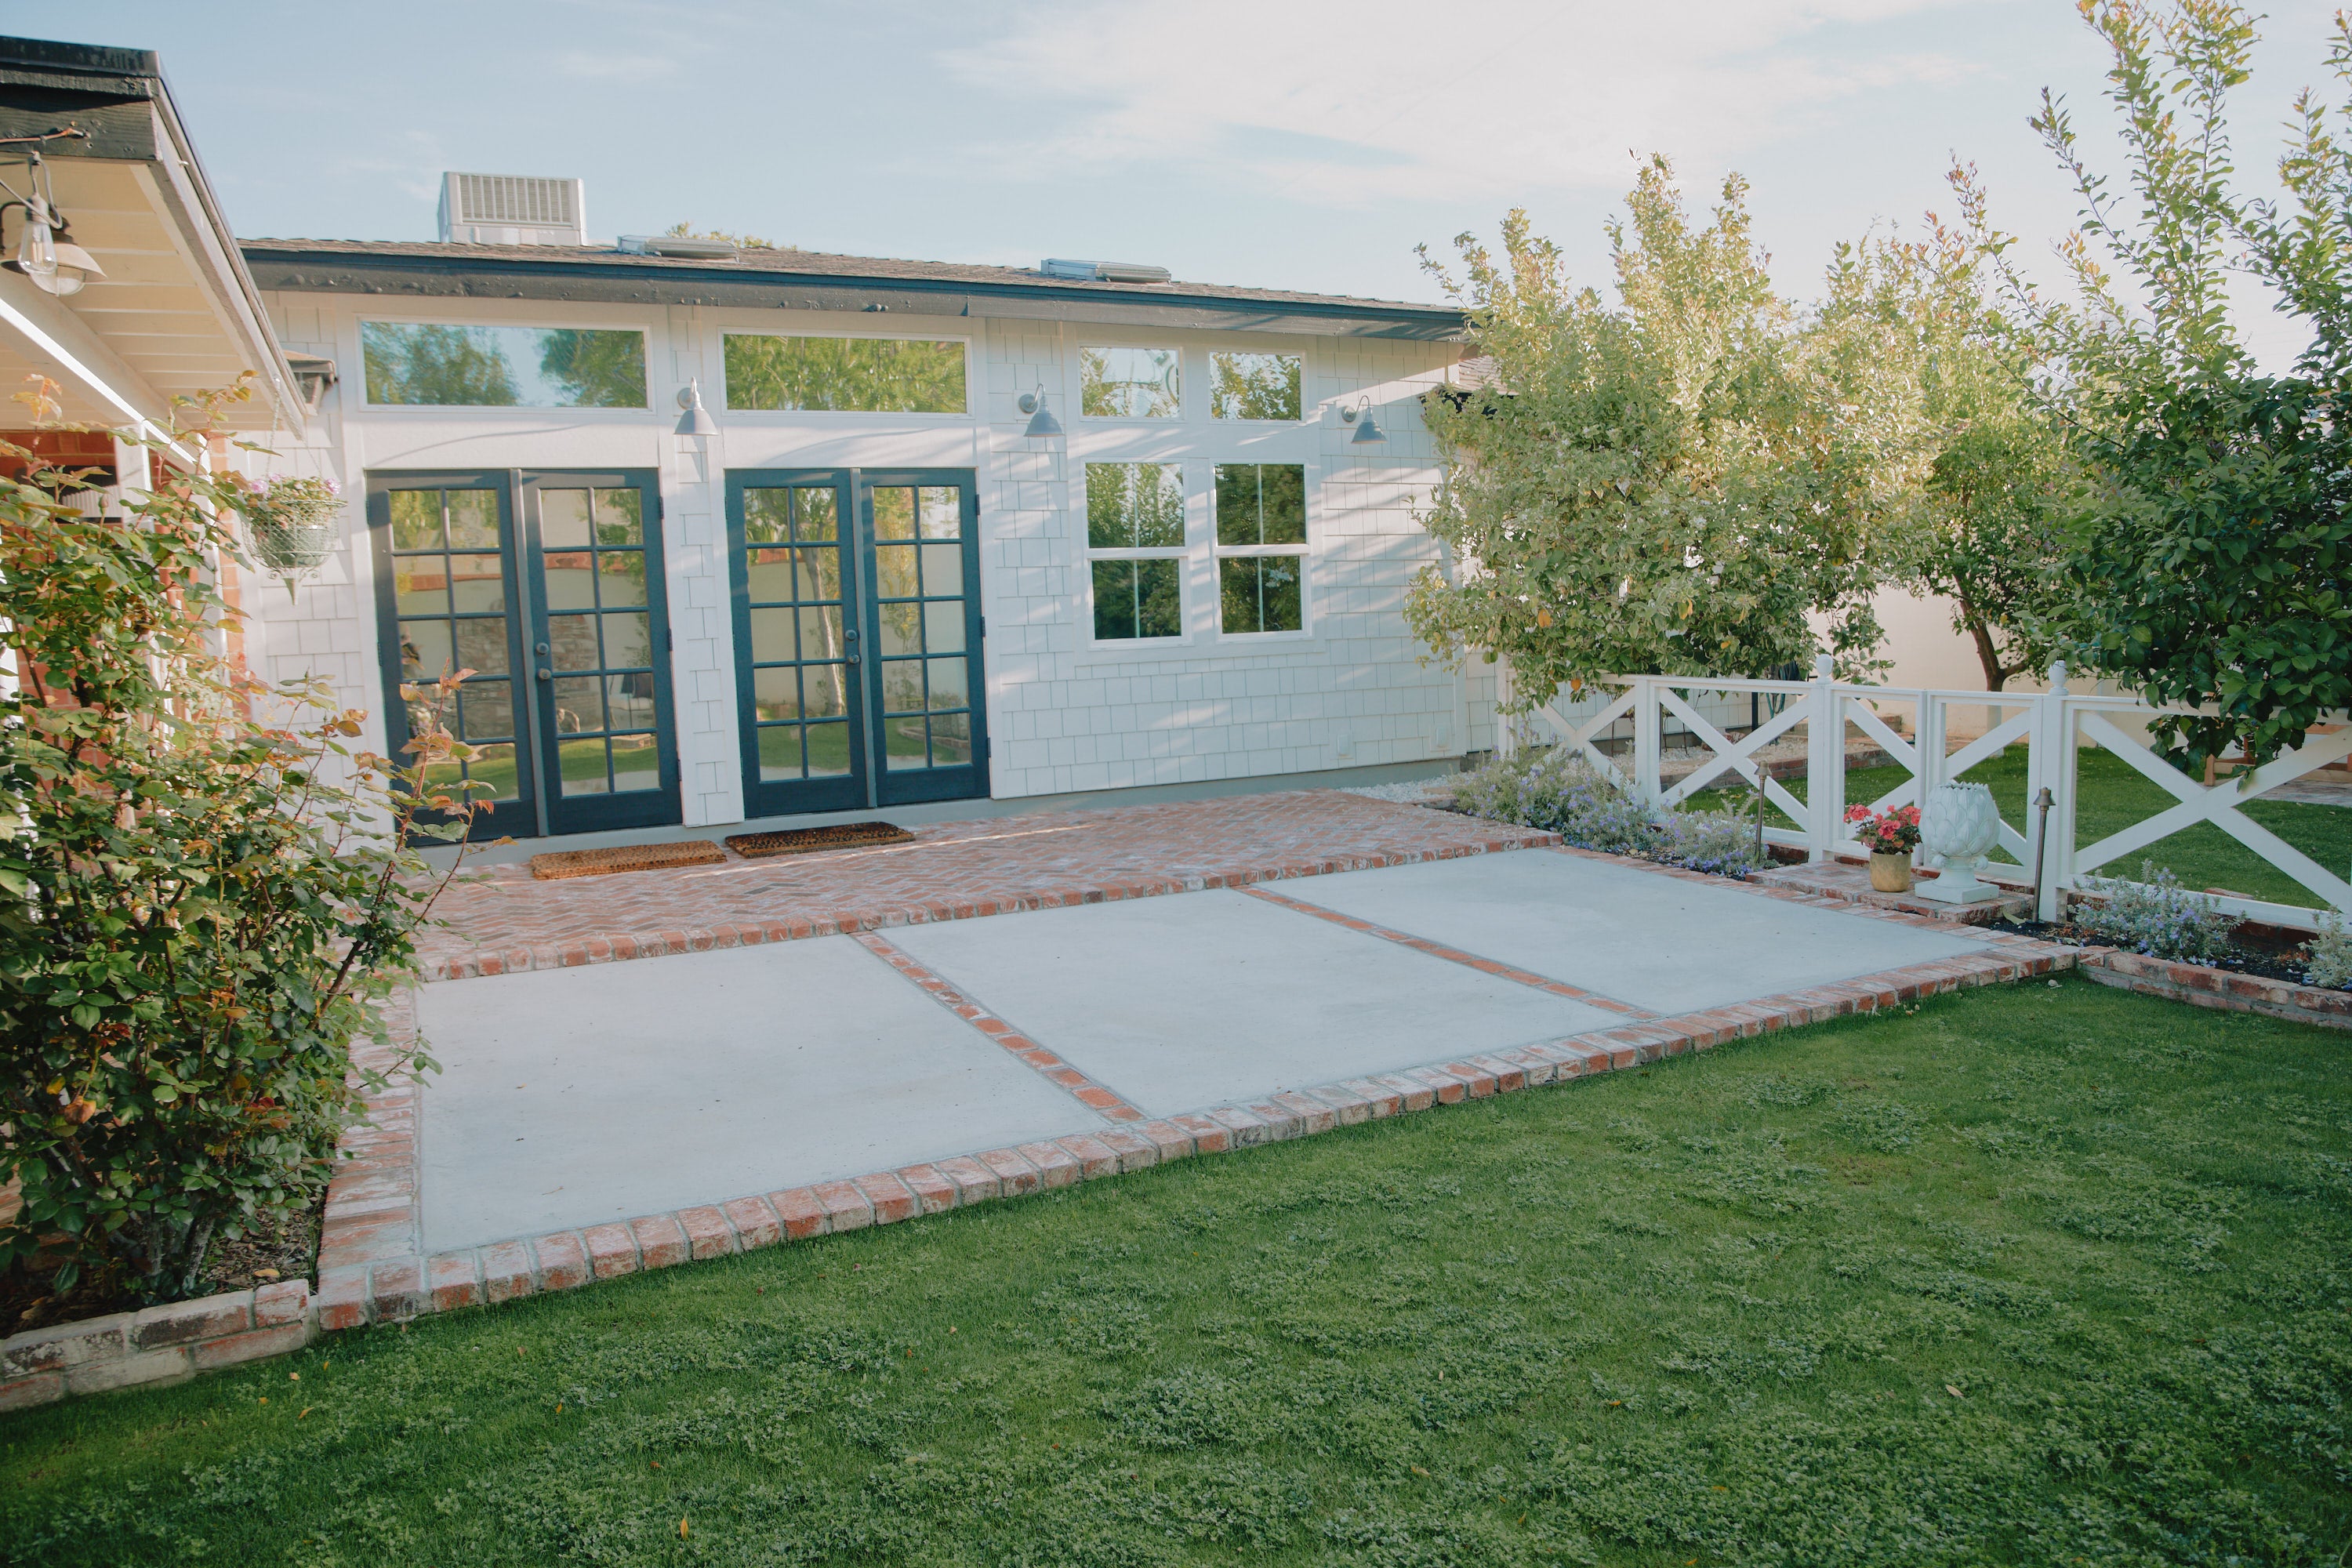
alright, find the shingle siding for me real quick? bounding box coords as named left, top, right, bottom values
left=243, top=290, right=1491, bottom=834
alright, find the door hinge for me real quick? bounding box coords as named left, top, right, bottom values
left=978, top=615, right=986, bottom=640
left=666, top=628, right=674, bottom=654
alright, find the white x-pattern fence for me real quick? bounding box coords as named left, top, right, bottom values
left=1501, top=658, right=2352, bottom=930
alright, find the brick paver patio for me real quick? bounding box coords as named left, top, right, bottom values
left=418, top=789, right=1556, bottom=980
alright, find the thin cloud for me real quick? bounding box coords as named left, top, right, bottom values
left=554, top=49, right=684, bottom=80
left=938, top=0, right=1981, bottom=204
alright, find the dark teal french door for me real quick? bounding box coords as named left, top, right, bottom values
left=726, top=468, right=987, bottom=818
left=368, top=468, right=681, bottom=840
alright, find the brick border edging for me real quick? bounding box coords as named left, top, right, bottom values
left=2079, top=948, right=2352, bottom=1029
left=421, top=828, right=1560, bottom=982
left=1, top=1279, right=313, bottom=1412
left=3, top=844, right=2078, bottom=1411
left=302, top=940, right=2068, bottom=1337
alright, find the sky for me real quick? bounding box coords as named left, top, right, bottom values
left=17, top=0, right=2347, bottom=364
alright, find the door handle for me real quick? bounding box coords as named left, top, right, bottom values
left=536, top=668, right=553, bottom=681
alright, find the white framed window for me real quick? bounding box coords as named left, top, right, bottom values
left=1213, top=463, right=1308, bottom=635
left=1209, top=351, right=1301, bottom=420
left=360, top=321, right=648, bottom=408
left=1079, top=345, right=1182, bottom=419
left=1085, top=463, right=1186, bottom=641
left=720, top=333, right=968, bottom=413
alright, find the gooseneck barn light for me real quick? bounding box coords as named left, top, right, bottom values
left=0, top=129, right=106, bottom=299
left=1017, top=384, right=1063, bottom=438
left=1341, top=396, right=1386, bottom=444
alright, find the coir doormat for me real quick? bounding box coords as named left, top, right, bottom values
left=724, top=821, right=916, bottom=859
left=528, top=839, right=728, bottom=880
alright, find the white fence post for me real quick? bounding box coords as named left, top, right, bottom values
left=1914, top=692, right=1947, bottom=872
left=2029, top=661, right=2073, bottom=920
left=1495, top=656, right=1516, bottom=760
left=1806, top=655, right=1841, bottom=862
left=1632, top=677, right=1661, bottom=807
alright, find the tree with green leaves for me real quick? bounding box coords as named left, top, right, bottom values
left=1966, top=0, right=2352, bottom=767
left=1408, top=160, right=1934, bottom=709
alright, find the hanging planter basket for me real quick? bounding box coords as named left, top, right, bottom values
left=243, top=481, right=344, bottom=581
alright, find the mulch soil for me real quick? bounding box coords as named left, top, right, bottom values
left=1991, top=916, right=2339, bottom=989
left=1, top=1188, right=325, bottom=1338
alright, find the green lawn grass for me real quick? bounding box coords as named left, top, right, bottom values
left=1690, top=742, right=2352, bottom=909
left=5, top=978, right=2348, bottom=1566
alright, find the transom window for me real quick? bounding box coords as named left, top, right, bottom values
left=1086, top=463, right=1185, bottom=641
left=361, top=323, right=646, bottom=408
left=723, top=335, right=967, bottom=413
left=1080, top=346, right=1181, bottom=419
left=1210, top=352, right=1301, bottom=420
left=1214, top=463, right=1308, bottom=635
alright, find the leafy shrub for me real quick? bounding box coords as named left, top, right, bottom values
left=1449, top=747, right=1655, bottom=855
left=2071, top=862, right=2236, bottom=965
left=0, top=401, right=487, bottom=1303
left=1655, top=806, right=1766, bottom=879
left=2306, top=908, right=2352, bottom=990
left=1450, top=748, right=1765, bottom=879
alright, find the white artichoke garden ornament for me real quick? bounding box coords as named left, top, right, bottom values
left=1917, top=781, right=2003, bottom=904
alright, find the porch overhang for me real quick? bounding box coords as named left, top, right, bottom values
left=0, top=36, right=301, bottom=438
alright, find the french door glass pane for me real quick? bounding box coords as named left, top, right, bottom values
left=543, top=485, right=659, bottom=796
left=387, top=485, right=518, bottom=802
left=741, top=485, right=848, bottom=782
left=806, top=721, right=853, bottom=776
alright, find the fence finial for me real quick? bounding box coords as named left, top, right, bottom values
left=1813, top=654, right=1835, bottom=680
left=2047, top=659, right=2069, bottom=696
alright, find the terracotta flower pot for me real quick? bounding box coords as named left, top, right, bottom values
left=1869, top=851, right=1915, bottom=893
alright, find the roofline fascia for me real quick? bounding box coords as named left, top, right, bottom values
left=138, top=71, right=305, bottom=430
left=237, top=247, right=1469, bottom=342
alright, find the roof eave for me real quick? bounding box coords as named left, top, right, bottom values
left=238, top=246, right=1468, bottom=343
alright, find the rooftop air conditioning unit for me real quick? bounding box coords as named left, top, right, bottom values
left=439, top=172, right=586, bottom=246
left=1040, top=257, right=1171, bottom=284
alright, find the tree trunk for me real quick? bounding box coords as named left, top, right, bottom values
left=1965, top=612, right=2009, bottom=692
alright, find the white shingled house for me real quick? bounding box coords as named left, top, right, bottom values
left=3, top=38, right=1497, bottom=854
left=228, top=179, right=1492, bottom=850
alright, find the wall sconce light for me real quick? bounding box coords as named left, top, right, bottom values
left=675, top=378, right=717, bottom=437
left=1341, top=396, right=1387, bottom=444
left=1017, top=385, right=1063, bottom=438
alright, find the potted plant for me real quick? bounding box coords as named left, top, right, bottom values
left=244, top=474, right=343, bottom=578
left=1845, top=802, right=1922, bottom=892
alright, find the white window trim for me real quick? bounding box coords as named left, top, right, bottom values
left=354, top=317, right=657, bottom=412
left=1205, top=348, right=1306, bottom=426
left=1075, top=342, right=1189, bottom=424
left=714, top=328, right=977, bottom=419
left=1080, top=459, right=1189, bottom=649
left=1210, top=459, right=1313, bottom=642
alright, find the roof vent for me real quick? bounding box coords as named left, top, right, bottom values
left=616, top=234, right=739, bottom=260
left=439, top=172, right=586, bottom=246
left=1040, top=258, right=1171, bottom=284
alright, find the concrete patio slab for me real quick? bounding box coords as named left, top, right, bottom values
left=1275, top=850, right=2001, bottom=1014
left=882, top=887, right=1624, bottom=1117
left=414, top=936, right=1105, bottom=1251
